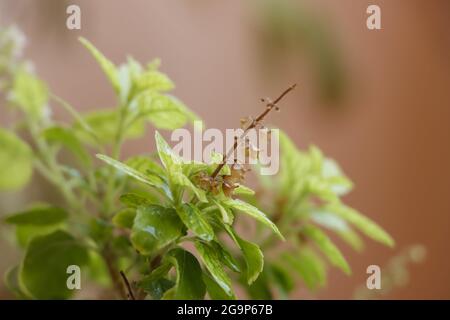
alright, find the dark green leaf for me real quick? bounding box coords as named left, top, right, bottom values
left=5, top=206, right=68, bottom=225
left=165, top=248, right=205, bottom=299
left=112, top=209, right=136, bottom=229
left=20, top=230, right=89, bottom=299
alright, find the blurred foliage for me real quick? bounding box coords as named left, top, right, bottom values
left=353, top=245, right=426, bottom=299
left=0, top=26, right=393, bottom=300
left=254, top=0, right=347, bottom=104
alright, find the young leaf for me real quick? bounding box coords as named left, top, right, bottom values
left=234, top=184, right=255, bottom=196
left=165, top=248, right=206, bottom=299
left=0, top=128, right=33, bottom=191
left=79, top=37, right=119, bottom=93
left=133, top=69, right=174, bottom=93
left=194, top=240, right=234, bottom=297
left=302, top=225, right=351, bottom=275
left=130, top=205, right=184, bottom=255
left=20, top=230, right=89, bottom=299
left=329, top=203, right=395, bottom=247
left=154, top=130, right=183, bottom=170
left=226, top=227, right=263, bottom=285
left=96, top=154, right=163, bottom=188
left=4, top=206, right=68, bottom=225
left=176, top=204, right=214, bottom=241
left=221, top=198, right=284, bottom=240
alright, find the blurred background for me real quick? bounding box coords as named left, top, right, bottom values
left=0, top=0, right=449, bottom=299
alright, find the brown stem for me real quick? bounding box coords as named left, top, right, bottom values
left=102, top=246, right=127, bottom=299
left=120, top=270, right=136, bottom=300
left=211, top=84, right=297, bottom=179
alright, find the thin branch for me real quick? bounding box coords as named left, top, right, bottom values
left=120, top=270, right=136, bottom=300
left=211, top=84, right=297, bottom=179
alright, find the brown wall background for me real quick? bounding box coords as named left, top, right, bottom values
left=1, top=0, right=449, bottom=299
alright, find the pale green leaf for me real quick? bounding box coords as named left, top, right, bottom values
left=302, top=225, right=351, bottom=275
left=195, top=240, right=234, bottom=297
left=221, top=198, right=284, bottom=240
left=79, top=37, right=119, bottom=93
left=330, top=203, right=395, bottom=247
left=0, top=128, right=33, bottom=191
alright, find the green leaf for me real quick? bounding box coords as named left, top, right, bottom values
left=226, top=227, right=263, bottom=285
left=176, top=204, right=214, bottom=241
left=0, top=128, right=33, bottom=191
left=5, top=205, right=68, bottom=225
left=154, top=130, right=183, bottom=170
left=119, top=193, right=155, bottom=208
left=97, top=154, right=162, bottom=188
left=209, top=241, right=241, bottom=273
left=269, top=263, right=295, bottom=295
left=195, top=240, right=234, bottom=297
left=246, top=268, right=272, bottom=300
left=125, top=155, right=166, bottom=179
left=42, top=126, right=91, bottom=166
left=20, top=230, right=89, bottom=299
left=130, top=205, right=184, bottom=255
left=136, top=93, right=198, bottom=130
left=112, top=209, right=136, bottom=229
left=79, top=37, right=119, bottom=93
left=165, top=248, right=205, bottom=299
left=134, top=70, right=174, bottom=93
left=337, top=228, right=365, bottom=252
left=75, top=109, right=145, bottom=145
left=15, top=224, right=65, bottom=248
left=10, top=68, right=48, bottom=119
left=330, top=203, right=395, bottom=247
left=203, top=272, right=235, bottom=300
left=210, top=198, right=234, bottom=225
left=302, top=225, right=351, bottom=275
left=143, top=278, right=175, bottom=300
left=234, top=184, right=255, bottom=196
left=221, top=198, right=284, bottom=240
left=284, top=248, right=327, bottom=290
